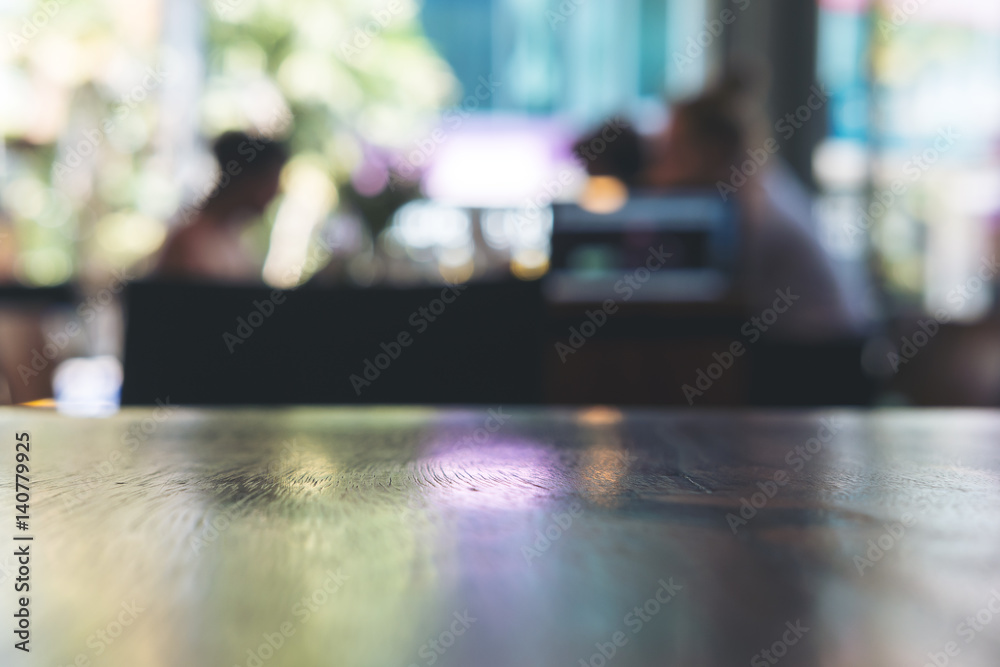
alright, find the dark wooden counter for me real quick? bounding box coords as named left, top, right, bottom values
left=2, top=407, right=999, bottom=666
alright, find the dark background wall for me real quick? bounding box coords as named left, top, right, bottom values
left=722, top=0, right=824, bottom=190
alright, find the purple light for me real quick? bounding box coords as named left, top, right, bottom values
left=419, top=116, right=581, bottom=208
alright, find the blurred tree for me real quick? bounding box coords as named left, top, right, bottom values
left=0, top=0, right=457, bottom=286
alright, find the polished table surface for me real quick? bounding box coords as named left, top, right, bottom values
left=2, top=407, right=1000, bottom=667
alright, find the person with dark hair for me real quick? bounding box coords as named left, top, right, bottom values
left=644, top=67, right=768, bottom=188
left=645, top=73, right=861, bottom=341
left=154, top=131, right=289, bottom=282
left=574, top=119, right=645, bottom=188
left=572, top=118, right=644, bottom=214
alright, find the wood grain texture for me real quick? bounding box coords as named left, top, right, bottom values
left=2, top=407, right=1000, bottom=667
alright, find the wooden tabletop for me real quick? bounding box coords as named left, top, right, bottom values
left=2, top=407, right=1000, bottom=667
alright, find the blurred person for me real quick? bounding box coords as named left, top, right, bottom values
left=0, top=213, right=57, bottom=404
left=573, top=119, right=645, bottom=189
left=644, top=73, right=859, bottom=341
left=572, top=119, right=644, bottom=215
left=0, top=210, right=16, bottom=284
left=154, top=131, right=288, bottom=282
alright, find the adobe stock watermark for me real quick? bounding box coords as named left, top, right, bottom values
left=451, top=407, right=511, bottom=454
left=338, top=0, right=405, bottom=62
left=285, top=228, right=343, bottom=285
left=178, top=108, right=294, bottom=226
left=348, top=282, right=468, bottom=395
left=844, top=127, right=960, bottom=243
left=946, top=255, right=1000, bottom=313
left=546, top=0, right=586, bottom=30
left=682, top=287, right=799, bottom=405
left=921, top=589, right=1000, bottom=667
left=120, top=397, right=176, bottom=450
left=512, top=117, right=631, bottom=234
left=234, top=569, right=349, bottom=667
left=63, top=398, right=176, bottom=510
left=726, top=417, right=842, bottom=534
left=404, top=610, right=477, bottom=667
left=521, top=502, right=584, bottom=565
left=853, top=512, right=918, bottom=576
left=388, top=75, right=502, bottom=190
left=578, top=578, right=683, bottom=667
left=673, top=0, right=752, bottom=71
left=575, top=117, right=632, bottom=164
left=189, top=495, right=254, bottom=556
left=8, top=0, right=69, bottom=53
left=53, top=600, right=146, bottom=667
left=213, top=0, right=244, bottom=17
left=18, top=268, right=135, bottom=386
left=555, top=245, right=674, bottom=363
left=545, top=0, right=587, bottom=32
left=750, top=620, right=810, bottom=667
left=261, top=437, right=305, bottom=476
left=53, top=68, right=167, bottom=180
left=291, top=569, right=350, bottom=623
left=886, top=318, right=946, bottom=374
left=222, top=289, right=288, bottom=354
left=717, top=83, right=830, bottom=201
left=222, top=219, right=347, bottom=356
left=878, top=0, right=932, bottom=38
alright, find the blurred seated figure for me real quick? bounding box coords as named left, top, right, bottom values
left=154, top=132, right=288, bottom=283
left=643, top=73, right=859, bottom=342
left=571, top=119, right=645, bottom=215
left=573, top=119, right=645, bottom=188
left=0, top=212, right=59, bottom=404
left=0, top=210, right=16, bottom=284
